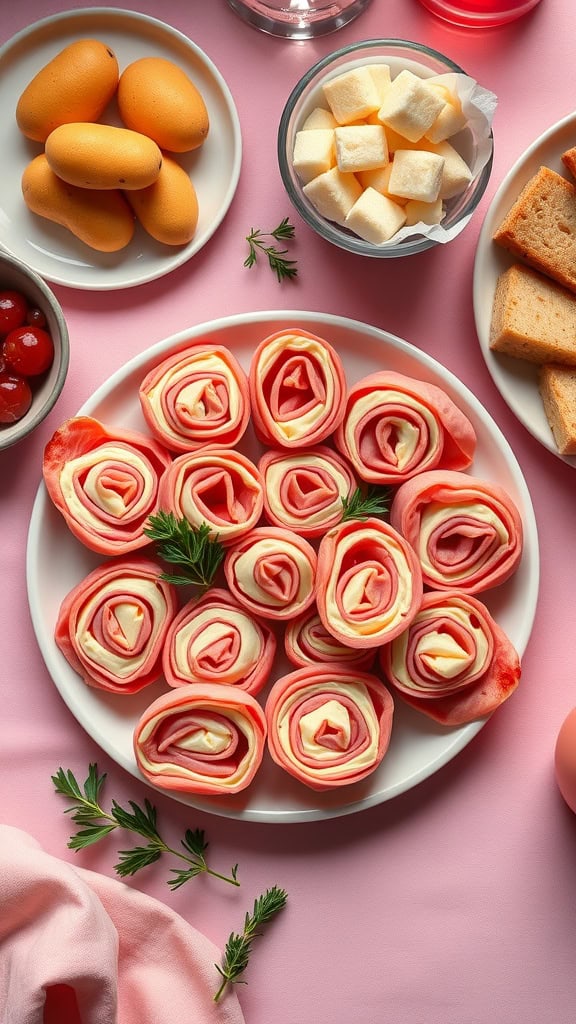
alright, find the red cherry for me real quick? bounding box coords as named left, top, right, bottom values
left=0, top=372, right=32, bottom=423
left=2, top=325, right=54, bottom=377
left=26, top=306, right=48, bottom=328
left=0, top=290, right=28, bottom=336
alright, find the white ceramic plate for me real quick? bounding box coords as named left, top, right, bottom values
left=26, top=311, right=539, bottom=823
left=473, top=111, right=576, bottom=468
left=0, top=8, right=242, bottom=291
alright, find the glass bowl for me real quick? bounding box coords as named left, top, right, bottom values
left=0, top=251, right=69, bottom=450
left=278, top=38, right=494, bottom=258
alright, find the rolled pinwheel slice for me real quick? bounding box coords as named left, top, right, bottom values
left=224, top=526, right=317, bottom=621
left=390, top=470, right=524, bottom=594
left=55, top=557, right=177, bottom=695
left=284, top=607, right=375, bottom=671
left=163, top=588, right=276, bottom=696
left=334, top=370, right=477, bottom=485
left=316, top=517, right=423, bottom=648
left=139, top=343, right=250, bottom=453
left=265, top=665, right=394, bottom=791
left=133, top=683, right=267, bottom=795
left=380, top=591, right=521, bottom=726
left=259, top=446, right=356, bottom=538
left=43, top=416, right=171, bottom=555
left=158, top=447, right=264, bottom=544
left=249, top=329, right=346, bottom=448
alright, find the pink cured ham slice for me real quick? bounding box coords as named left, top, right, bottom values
left=380, top=590, right=521, bottom=726
left=55, top=557, right=177, bottom=695
left=249, top=329, right=346, bottom=448
left=139, top=343, right=250, bottom=453
left=224, top=526, right=317, bottom=621
left=390, top=470, right=524, bottom=594
left=316, top=517, right=423, bottom=648
left=43, top=416, right=172, bottom=555
left=265, top=665, right=394, bottom=791
left=133, top=683, right=267, bottom=795
left=259, top=446, right=356, bottom=538
left=158, top=447, right=264, bottom=544
left=284, top=607, right=375, bottom=671
left=163, top=587, right=276, bottom=697
left=334, top=370, right=476, bottom=485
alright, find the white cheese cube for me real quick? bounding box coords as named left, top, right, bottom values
left=303, top=166, right=363, bottom=226
left=301, top=107, right=339, bottom=130
left=345, top=187, right=407, bottom=244
left=429, top=141, right=473, bottom=198
left=377, top=70, right=447, bottom=143
left=334, top=124, right=388, bottom=173
left=322, top=66, right=381, bottom=125
left=293, top=129, right=336, bottom=184
left=404, top=198, right=444, bottom=226
left=387, top=150, right=445, bottom=203
left=425, top=83, right=467, bottom=143
left=357, top=164, right=408, bottom=205
left=367, top=63, right=392, bottom=102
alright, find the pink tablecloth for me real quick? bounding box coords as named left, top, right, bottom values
left=2, top=2, right=576, bottom=1022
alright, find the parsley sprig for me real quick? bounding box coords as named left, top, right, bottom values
left=52, top=764, right=239, bottom=889
left=214, top=886, right=288, bottom=1002
left=144, top=512, right=225, bottom=588
left=341, top=485, right=391, bottom=522
left=244, top=217, right=298, bottom=282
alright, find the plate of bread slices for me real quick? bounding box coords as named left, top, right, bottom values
left=473, top=111, right=576, bottom=466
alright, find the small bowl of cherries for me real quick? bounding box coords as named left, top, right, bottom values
left=0, top=250, right=69, bottom=450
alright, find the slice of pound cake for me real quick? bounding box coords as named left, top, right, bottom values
left=493, top=166, right=576, bottom=293
left=539, top=364, right=576, bottom=455
left=490, top=263, right=576, bottom=365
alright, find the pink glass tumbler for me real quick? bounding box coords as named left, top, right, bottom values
left=417, top=0, right=543, bottom=28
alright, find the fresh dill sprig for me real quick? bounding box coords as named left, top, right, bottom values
left=244, top=217, right=298, bottom=282
left=144, top=511, right=225, bottom=588
left=214, top=886, right=288, bottom=1002
left=340, top=485, right=391, bottom=522
left=52, top=764, right=239, bottom=888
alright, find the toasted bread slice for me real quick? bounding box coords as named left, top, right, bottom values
left=493, top=166, right=576, bottom=293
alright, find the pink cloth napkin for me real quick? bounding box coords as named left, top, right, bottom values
left=0, top=825, right=245, bottom=1024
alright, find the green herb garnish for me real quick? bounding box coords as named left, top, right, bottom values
left=144, top=511, right=225, bottom=588
left=52, top=764, right=239, bottom=889
left=214, top=886, right=288, bottom=1001
left=341, top=485, right=391, bottom=522
left=244, top=217, right=298, bottom=282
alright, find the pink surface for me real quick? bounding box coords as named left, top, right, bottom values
left=1, top=2, right=576, bottom=1023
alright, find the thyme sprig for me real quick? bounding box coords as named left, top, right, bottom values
left=341, top=485, right=391, bottom=522
left=244, top=217, right=298, bottom=282
left=214, top=886, right=288, bottom=1002
left=52, top=764, right=239, bottom=888
left=144, top=511, right=225, bottom=588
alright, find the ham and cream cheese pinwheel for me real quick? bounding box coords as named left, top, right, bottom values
left=380, top=591, right=521, bottom=726
left=284, top=608, right=375, bottom=671
left=265, top=665, right=394, bottom=791
left=224, top=526, right=317, bottom=621
left=55, top=558, right=177, bottom=695
left=334, top=370, right=477, bottom=485
left=163, top=588, right=276, bottom=696
left=139, top=343, right=250, bottom=453
left=249, top=329, right=346, bottom=448
left=316, top=517, right=423, bottom=648
left=43, top=416, right=171, bottom=555
left=390, top=470, right=524, bottom=594
left=133, top=683, right=267, bottom=795
left=259, top=446, right=356, bottom=538
left=158, top=448, right=264, bottom=544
